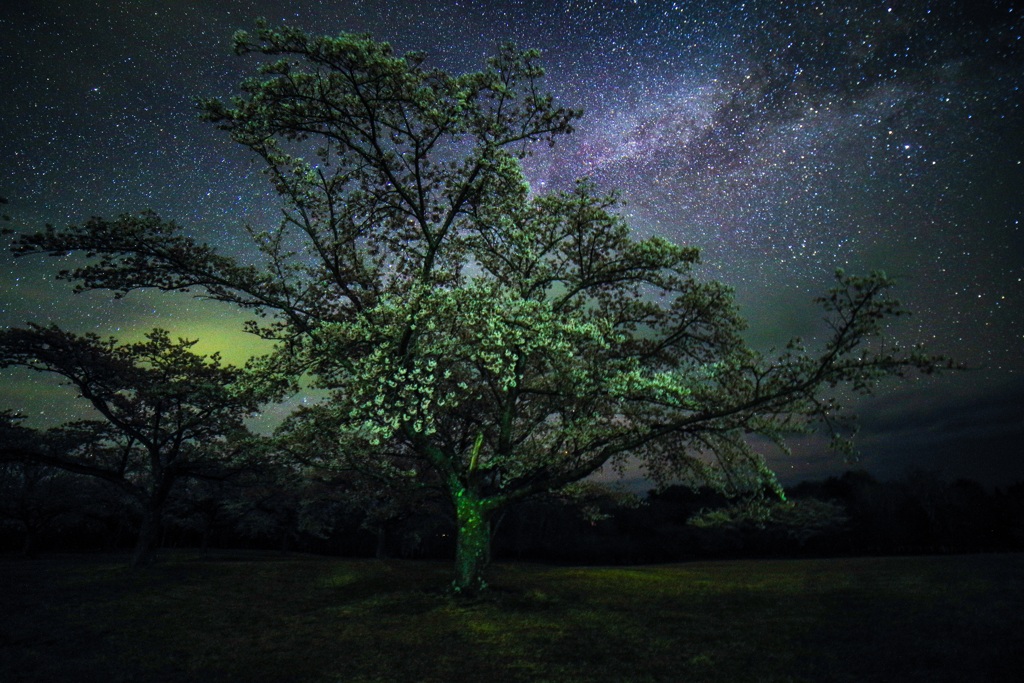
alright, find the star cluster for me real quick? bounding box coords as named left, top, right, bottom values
left=2, top=1, right=1022, bottom=484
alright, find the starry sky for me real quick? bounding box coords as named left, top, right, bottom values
left=2, top=0, right=1022, bottom=487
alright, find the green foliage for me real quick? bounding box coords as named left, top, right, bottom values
left=689, top=496, right=849, bottom=546
left=7, top=24, right=954, bottom=588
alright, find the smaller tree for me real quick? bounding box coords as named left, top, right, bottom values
left=0, top=326, right=263, bottom=566
left=227, top=455, right=346, bottom=553
left=0, top=415, right=100, bottom=555
left=270, top=403, right=447, bottom=557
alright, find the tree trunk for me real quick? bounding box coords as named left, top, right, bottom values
left=375, top=523, right=389, bottom=559
left=21, top=524, right=38, bottom=558
left=130, top=478, right=172, bottom=568
left=131, top=506, right=160, bottom=568
left=201, top=523, right=212, bottom=553
left=280, top=528, right=291, bottom=554
left=452, top=491, right=493, bottom=595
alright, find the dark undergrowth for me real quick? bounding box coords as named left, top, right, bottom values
left=2, top=551, right=1022, bottom=682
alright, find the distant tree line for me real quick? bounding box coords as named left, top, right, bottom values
left=492, top=470, right=1024, bottom=563
left=3, top=446, right=1022, bottom=563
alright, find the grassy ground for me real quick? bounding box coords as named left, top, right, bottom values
left=1, top=551, right=1021, bottom=682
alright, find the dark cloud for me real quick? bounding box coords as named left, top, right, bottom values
left=852, top=375, right=1024, bottom=486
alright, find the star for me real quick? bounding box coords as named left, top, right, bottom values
left=1, top=0, right=1022, bottom=485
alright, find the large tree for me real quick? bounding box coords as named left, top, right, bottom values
left=0, top=326, right=262, bottom=566
left=9, top=23, right=949, bottom=591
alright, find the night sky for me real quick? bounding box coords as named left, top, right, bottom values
left=2, top=1, right=1022, bottom=487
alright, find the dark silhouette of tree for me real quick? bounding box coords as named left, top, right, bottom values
left=227, top=452, right=348, bottom=554
left=0, top=415, right=107, bottom=556
left=0, top=326, right=263, bottom=566
left=270, top=403, right=448, bottom=559
left=162, top=477, right=234, bottom=552
left=9, top=24, right=953, bottom=592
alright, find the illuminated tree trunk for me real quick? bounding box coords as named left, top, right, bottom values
left=452, top=490, right=493, bottom=595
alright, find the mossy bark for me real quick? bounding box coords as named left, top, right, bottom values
left=452, top=490, right=493, bottom=595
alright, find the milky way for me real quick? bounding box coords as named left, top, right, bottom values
left=2, top=1, right=1022, bottom=485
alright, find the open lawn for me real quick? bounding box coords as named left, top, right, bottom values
left=1, top=551, right=1021, bottom=682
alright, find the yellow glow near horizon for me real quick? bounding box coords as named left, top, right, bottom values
left=137, top=315, right=274, bottom=366
left=2, top=283, right=287, bottom=426
left=115, top=300, right=276, bottom=366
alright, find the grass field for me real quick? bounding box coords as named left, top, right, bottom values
left=1, top=551, right=1021, bottom=682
